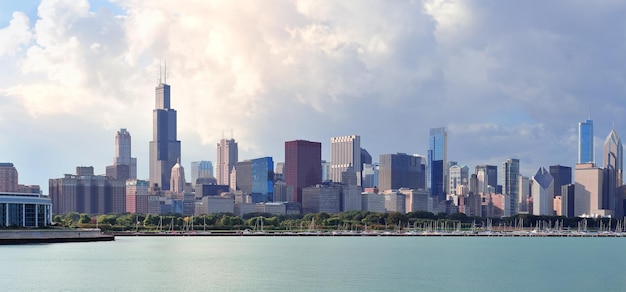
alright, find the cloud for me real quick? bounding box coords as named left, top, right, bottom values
left=1, top=0, right=626, bottom=189
left=0, top=12, right=32, bottom=56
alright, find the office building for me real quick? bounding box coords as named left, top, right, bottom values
left=362, top=192, right=385, bottom=213
left=518, top=175, right=530, bottom=213
left=382, top=190, right=406, bottom=213
left=428, top=127, right=447, bottom=201
left=106, top=129, right=137, bottom=181
left=400, top=188, right=432, bottom=213
left=125, top=179, right=150, bottom=214
left=574, top=163, right=605, bottom=217
left=378, top=153, right=425, bottom=192
left=170, top=160, right=185, bottom=194
left=448, top=164, right=469, bottom=196
left=50, top=167, right=126, bottom=215
left=475, top=165, right=497, bottom=194
left=302, top=184, right=341, bottom=214
left=362, top=163, right=379, bottom=189
left=549, top=165, right=572, bottom=197
left=216, top=138, right=238, bottom=186
left=190, top=161, right=213, bottom=186
left=603, top=129, right=623, bottom=218
left=0, top=163, right=18, bottom=192
left=149, top=75, right=181, bottom=191
left=502, top=158, right=520, bottom=216
left=579, top=119, right=594, bottom=164
left=284, top=140, right=322, bottom=204
left=561, top=184, right=575, bottom=217
left=232, top=158, right=274, bottom=203
left=532, top=167, right=554, bottom=216
left=330, top=135, right=361, bottom=186
left=341, top=184, right=362, bottom=212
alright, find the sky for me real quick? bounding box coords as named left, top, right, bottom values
left=1, top=0, right=626, bottom=192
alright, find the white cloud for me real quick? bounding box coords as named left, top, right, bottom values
left=0, top=12, right=32, bottom=56
left=1, top=0, right=626, bottom=189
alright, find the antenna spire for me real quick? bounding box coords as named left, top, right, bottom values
left=158, top=61, right=162, bottom=85
left=164, top=59, right=167, bottom=84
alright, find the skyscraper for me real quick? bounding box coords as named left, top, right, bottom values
left=603, top=128, right=623, bottom=218
left=285, top=140, right=322, bottom=204
left=106, top=128, right=137, bottom=181
left=448, top=164, right=469, bottom=196
left=549, top=165, right=572, bottom=197
left=502, top=158, right=520, bottom=217
left=0, top=163, right=18, bottom=192
left=190, top=161, right=214, bottom=186
left=378, top=153, right=425, bottom=192
left=532, top=167, right=554, bottom=216
left=579, top=119, right=594, bottom=164
left=170, top=160, right=185, bottom=194
left=330, top=135, right=361, bottom=186
left=149, top=76, right=181, bottom=191
left=216, top=138, right=238, bottom=187
left=428, top=127, right=447, bottom=202
left=475, top=165, right=497, bottom=194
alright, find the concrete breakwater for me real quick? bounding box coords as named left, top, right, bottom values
left=0, top=229, right=114, bottom=244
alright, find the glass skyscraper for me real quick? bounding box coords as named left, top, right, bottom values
left=428, top=127, right=447, bottom=202
left=149, top=76, right=181, bottom=191
left=578, top=119, right=594, bottom=164
left=251, top=157, right=274, bottom=203
left=502, top=158, right=520, bottom=216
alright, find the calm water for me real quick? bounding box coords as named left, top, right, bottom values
left=1, top=236, right=625, bottom=291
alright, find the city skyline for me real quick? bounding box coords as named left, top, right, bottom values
left=1, top=1, right=626, bottom=190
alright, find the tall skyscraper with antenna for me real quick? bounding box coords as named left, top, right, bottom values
left=149, top=64, right=181, bottom=191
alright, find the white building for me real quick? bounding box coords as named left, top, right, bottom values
left=330, top=135, right=361, bottom=186
left=532, top=167, right=554, bottom=216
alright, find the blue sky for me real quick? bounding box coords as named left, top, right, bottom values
left=1, top=0, right=625, bottom=191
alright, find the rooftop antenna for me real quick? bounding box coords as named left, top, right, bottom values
left=164, top=59, right=167, bottom=84
left=158, top=61, right=162, bottom=84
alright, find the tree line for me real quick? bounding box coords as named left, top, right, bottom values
left=50, top=211, right=622, bottom=232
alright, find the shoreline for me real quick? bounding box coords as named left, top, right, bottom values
left=0, top=229, right=115, bottom=245
left=106, top=230, right=626, bottom=238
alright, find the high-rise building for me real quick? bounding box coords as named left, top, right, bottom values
left=448, top=164, right=469, bottom=196
left=378, top=153, right=425, bottom=192
left=475, top=165, right=497, bottom=194
left=502, top=158, right=520, bottom=217
left=361, top=163, right=379, bottom=189
left=330, top=135, right=361, bottom=186
left=603, top=129, right=623, bottom=218
left=149, top=76, right=181, bottom=191
left=532, top=167, right=554, bottom=216
left=125, top=179, right=150, bottom=214
left=574, top=163, right=605, bottom=217
left=579, top=119, right=594, bottom=164
left=302, top=184, right=341, bottom=214
left=285, top=140, right=322, bottom=204
left=170, top=160, right=185, bottom=194
left=190, top=161, right=213, bottom=186
left=232, top=158, right=274, bottom=203
left=0, top=163, right=18, bottom=192
left=428, top=127, right=447, bottom=202
left=50, top=167, right=126, bottom=215
left=216, top=138, right=238, bottom=187
left=549, top=165, right=572, bottom=197
left=106, top=128, right=137, bottom=181
left=518, top=175, right=530, bottom=213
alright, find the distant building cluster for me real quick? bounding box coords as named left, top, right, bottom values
left=3, top=76, right=619, bottom=221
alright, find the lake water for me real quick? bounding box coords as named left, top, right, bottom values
left=1, top=236, right=625, bottom=291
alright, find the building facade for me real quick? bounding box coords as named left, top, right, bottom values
left=190, top=161, right=214, bottom=186
left=0, top=192, right=52, bottom=227
left=549, top=165, right=572, bottom=197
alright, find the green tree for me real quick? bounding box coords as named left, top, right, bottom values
left=78, top=214, right=91, bottom=224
